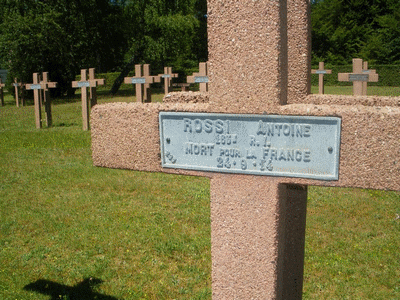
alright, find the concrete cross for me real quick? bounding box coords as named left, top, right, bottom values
left=311, top=61, right=332, bottom=94
left=158, top=66, right=178, bottom=94
left=91, top=1, right=399, bottom=299
left=362, top=61, right=377, bottom=96
left=0, top=78, right=4, bottom=107
left=187, top=62, right=209, bottom=92
left=13, top=78, right=25, bottom=107
left=88, top=68, right=105, bottom=108
left=72, top=68, right=105, bottom=130
left=26, top=72, right=57, bottom=128
left=124, top=64, right=160, bottom=103
left=338, top=58, right=379, bottom=96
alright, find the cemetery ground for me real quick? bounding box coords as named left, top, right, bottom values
left=0, top=86, right=399, bottom=299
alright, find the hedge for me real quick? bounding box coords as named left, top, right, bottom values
left=311, top=64, right=400, bottom=87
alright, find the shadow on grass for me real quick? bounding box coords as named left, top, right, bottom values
left=23, top=277, right=119, bottom=300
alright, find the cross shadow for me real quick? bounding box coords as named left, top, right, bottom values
left=23, top=277, right=119, bottom=300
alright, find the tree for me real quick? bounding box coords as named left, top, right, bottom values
left=0, top=0, right=126, bottom=95
left=311, top=0, right=400, bottom=65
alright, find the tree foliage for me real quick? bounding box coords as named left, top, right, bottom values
left=0, top=0, right=207, bottom=95
left=311, top=0, right=400, bottom=65
left=0, top=0, right=127, bottom=95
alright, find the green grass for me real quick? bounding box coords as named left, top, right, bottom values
left=0, top=88, right=399, bottom=299
left=311, top=85, right=400, bottom=96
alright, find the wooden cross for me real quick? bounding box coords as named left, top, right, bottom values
left=0, top=78, right=4, bottom=107
left=187, top=62, right=209, bottom=92
left=25, top=72, right=57, bottom=129
left=362, top=61, right=377, bottom=96
left=338, top=58, right=379, bottom=96
left=158, top=66, right=178, bottom=94
left=311, top=61, right=332, bottom=94
left=124, top=64, right=160, bottom=103
left=91, top=1, right=399, bottom=299
left=13, top=78, right=25, bottom=107
left=23, top=278, right=118, bottom=300
left=72, top=68, right=105, bottom=131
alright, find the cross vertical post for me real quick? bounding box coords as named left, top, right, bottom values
left=311, top=62, right=332, bottom=94
left=13, top=78, right=24, bottom=107
left=187, top=62, right=209, bottom=92
left=0, top=78, right=4, bottom=107
left=88, top=68, right=105, bottom=108
left=41, top=72, right=53, bottom=127
left=158, top=67, right=178, bottom=94
left=26, top=72, right=57, bottom=129
left=143, top=64, right=160, bottom=103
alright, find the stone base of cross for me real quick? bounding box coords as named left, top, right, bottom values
left=91, top=1, right=399, bottom=299
left=26, top=72, right=57, bottom=129
left=187, top=62, right=209, bottom=92
left=338, top=58, right=378, bottom=96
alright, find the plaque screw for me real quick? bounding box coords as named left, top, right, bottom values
left=166, top=138, right=171, bottom=144
left=328, top=147, right=333, bottom=153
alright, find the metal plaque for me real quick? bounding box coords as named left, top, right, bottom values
left=77, top=81, right=90, bottom=87
left=194, top=76, right=209, bottom=83
left=29, top=84, right=42, bottom=90
left=12, top=83, right=19, bottom=87
left=349, top=74, right=369, bottom=82
left=315, top=70, right=327, bottom=74
left=162, top=74, right=171, bottom=78
left=159, top=112, right=341, bottom=180
left=131, top=78, right=146, bottom=84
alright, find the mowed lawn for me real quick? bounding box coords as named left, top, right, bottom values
left=0, top=88, right=399, bottom=299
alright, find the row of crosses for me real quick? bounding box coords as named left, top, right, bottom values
left=312, top=58, right=378, bottom=95
left=123, top=62, right=209, bottom=102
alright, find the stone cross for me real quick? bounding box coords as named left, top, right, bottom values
left=187, top=62, right=209, bottom=92
left=91, top=1, right=399, bottom=299
left=311, top=61, right=332, bottom=94
left=0, top=78, right=4, bottom=107
left=158, top=67, right=178, bottom=94
left=72, top=68, right=105, bottom=131
left=25, top=72, right=57, bottom=129
left=362, top=61, right=377, bottom=96
left=338, top=58, right=379, bottom=96
left=88, top=68, right=105, bottom=108
left=13, top=78, right=25, bottom=107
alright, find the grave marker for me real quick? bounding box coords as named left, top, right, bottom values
left=72, top=68, right=105, bottom=130
left=13, top=78, right=25, bottom=107
left=158, top=67, right=178, bottom=94
left=0, top=78, right=4, bottom=106
left=187, top=62, right=209, bottom=92
left=338, top=58, right=379, bottom=96
left=311, top=61, right=332, bottom=94
left=91, top=0, right=399, bottom=298
left=26, top=72, right=57, bottom=129
left=124, top=64, right=160, bottom=102
left=362, top=61, right=377, bottom=96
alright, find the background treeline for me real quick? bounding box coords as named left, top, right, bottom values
left=311, top=0, right=400, bottom=65
left=0, top=0, right=207, bottom=96
left=1, top=0, right=400, bottom=95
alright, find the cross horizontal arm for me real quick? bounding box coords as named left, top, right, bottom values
left=91, top=101, right=400, bottom=191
